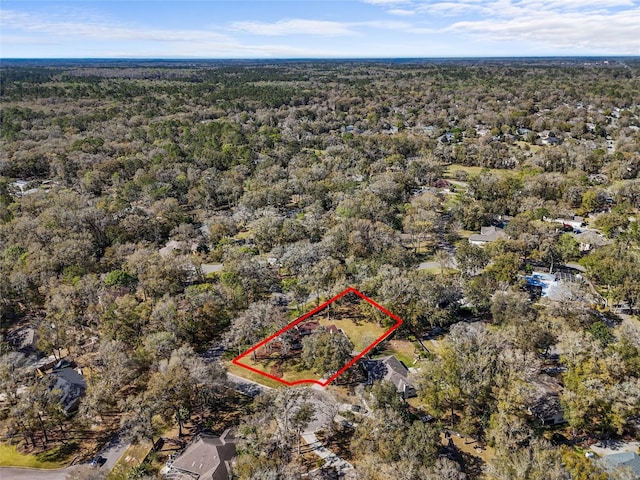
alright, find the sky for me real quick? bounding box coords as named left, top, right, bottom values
left=1, top=0, right=639, bottom=58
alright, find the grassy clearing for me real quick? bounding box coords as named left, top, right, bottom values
left=426, top=338, right=444, bottom=357
left=317, top=315, right=387, bottom=352
left=227, top=362, right=284, bottom=389
left=417, top=265, right=458, bottom=275
left=445, top=164, right=511, bottom=178
left=457, top=229, right=475, bottom=239
left=515, top=140, right=541, bottom=153
left=106, top=442, right=152, bottom=480
left=0, top=443, right=67, bottom=469
left=373, top=340, right=417, bottom=367
left=446, top=431, right=495, bottom=464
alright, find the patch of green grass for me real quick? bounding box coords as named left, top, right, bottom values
left=35, top=442, right=79, bottom=464
left=235, top=352, right=319, bottom=384
left=0, top=443, right=67, bottom=469
left=373, top=340, right=417, bottom=367
left=417, top=265, right=458, bottom=275
left=106, top=442, right=152, bottom=480
left=227, top=362, right=284, bottom=389
left=445, top=164, right=512, bottom=178
left=318, top=316, right=387, bottom=352
left=457, top=230, right=475, bottom=239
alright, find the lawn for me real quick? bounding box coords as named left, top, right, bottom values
left=0, top=443, right=67, bottom=469
left=445, top=164, right=511, bottom=178
left=237, top=354, right=319, bottom=384
left=227, top=362, right=284, bottom=389
left=372, top=339, right=418, bottom=367
left=417, top=265, right=458, bottom=275
left=106, top=441, right=152, bottom=480
left=316, top=304, right=389, bottom=353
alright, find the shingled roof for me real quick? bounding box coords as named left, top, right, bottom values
left=363, top=355, right=416, bottom=399
left=171, top=430, right=237, bottom=480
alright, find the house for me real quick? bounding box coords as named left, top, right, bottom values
left=296, top=321, right=320, bottom=337
left=527, top=378, right=565, bottom=426
left=49, top=366, right=86, bottom=414
left=571, top=231, right=612, bottom=252
left=433, top=179, right=452, bottom=189
left=599, top=451, right=640, bottom=479
left=325, top=324, right=341, bottom=335
left=363, top=355, right=416, bottom=399
left=280, top=322, right=342, bottom=352
left=541, top=135, right=561, bottom=146
left=468, top=226, right=508, bottom=246
left=438, top=132, right=456, bottom=143
left=527, top=394, right=565, bottom=426
left=170, top=430, right=237, bottom=480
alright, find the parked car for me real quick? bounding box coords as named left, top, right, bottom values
left=90, top=455, right=107, bottom=467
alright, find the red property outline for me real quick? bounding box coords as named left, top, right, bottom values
left=232, top=286, right=403, bottom=387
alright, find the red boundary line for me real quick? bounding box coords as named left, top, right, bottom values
left=232, top=286, right=403, bottom=387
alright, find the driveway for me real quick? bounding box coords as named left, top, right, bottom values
left=302, top=432, right=356, bottom=479
left=100, top=433, right=130, bottom=469
left=591, top=440, right=639, bottom=457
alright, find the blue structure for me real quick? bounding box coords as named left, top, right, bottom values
left=524, top=272, right=557, bottom=297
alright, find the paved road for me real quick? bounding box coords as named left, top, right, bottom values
left=0, top=465, right=81, bottom=480
left=227, top=372, right=272, bottom=397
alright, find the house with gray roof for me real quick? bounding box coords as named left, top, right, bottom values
left=49, top=366, right=86, bottom=414
left=170, top=430, right=237, bottom=480
left=600, top=451, right=640, bottom=479
left=571, top=230, right=612, bottom=252
left=526, top=377, right=565, bottom=427
left=363, top=355, right=416, bottom=399
left=468, top=226, right=508, bottom=246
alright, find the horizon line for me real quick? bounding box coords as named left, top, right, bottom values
left=2, top=55, right=639, bottom=61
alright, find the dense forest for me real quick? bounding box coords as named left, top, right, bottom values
left=1, top=59, right=639, bottom=480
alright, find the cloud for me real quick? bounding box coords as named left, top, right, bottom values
left=0, top=9, right=230, bottom=43
left=419, top=1, right=489, bottom=16
left=0, top=34, right=60, bottom=46
left=387, top=8, right=416, bottom=15
left=230, top=19, right=357, bottom=36
left=447, top=7, right=640, bottom=53
left=230, top=18, right=418, bottom=36
left=363, top=0, right=411, bottom=4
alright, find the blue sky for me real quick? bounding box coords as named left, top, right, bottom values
left=1, top=0, right=639, bottom=58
